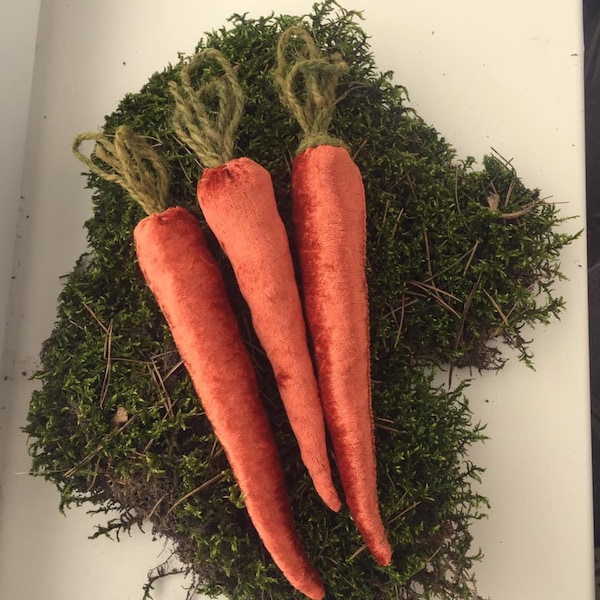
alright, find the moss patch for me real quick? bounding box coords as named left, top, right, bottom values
left=24, top=2, right=576, bottom=599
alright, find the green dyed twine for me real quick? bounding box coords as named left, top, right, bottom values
left=72, top=126, right=170, bottom=215
left=169, top=48, right=244, bottom=168
left=274, top=26, right=349, bottom=153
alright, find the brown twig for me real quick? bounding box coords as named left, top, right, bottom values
left=482, top=289, right=510, bottom=327
left=166, top=473, right=225, bottom=516
left=99, top=319, right=113, bottom=408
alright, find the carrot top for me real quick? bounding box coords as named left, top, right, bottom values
left=72, top=126, right=170, bottom=216
left=274, top=25, right=349, bottom=153
left=169, top=48, right=244, bottom=168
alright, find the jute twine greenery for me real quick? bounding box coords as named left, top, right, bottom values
left=169, top=48, right=245, bottom=167
left=72, top=127, right=170, bottom=215
left=25, top=2, right=578, bottom=599
left=275, top=25, right=348, bottom=152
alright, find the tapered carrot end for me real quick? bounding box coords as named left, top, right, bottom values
left=373, top=538, right=393, bottom=567
left=303, top=580, right=326, bottom=600
left=322, top=488, right=343, bottom=513
left=302, top=464, right=342, bottom=512
left=283, top=559, right=325, bottom=600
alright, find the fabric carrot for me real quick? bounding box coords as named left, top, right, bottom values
left=169, top=49, right=341, bottom=513
left=72, top=127, right=325, bottom=600
left=275, top=26, right=393, bottom=566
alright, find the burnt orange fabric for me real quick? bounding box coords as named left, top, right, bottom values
left=291, top=146, right=392, bottom=566
left=134, top=206, right=324, bottom=600
left=197, top=157, right=341, bottom=513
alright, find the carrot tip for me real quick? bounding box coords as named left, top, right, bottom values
left=374, top=541, right=393, bottom=567
left=317, top=485, right=342, bottom=512
left=324, top=495, right=342, bottom=512
left=306, top=583, right=326, bottom=600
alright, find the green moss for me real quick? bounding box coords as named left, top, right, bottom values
left=24, top=2, right=576, bottom=599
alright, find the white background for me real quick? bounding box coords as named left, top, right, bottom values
left=0, top=1, right=592, bottom=599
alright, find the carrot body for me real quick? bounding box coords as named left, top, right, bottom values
left=291, top=145, right=392, bottom=566
left=134, top=206, right=325, bottom=600
left=197, top=156, right=341, bottom=513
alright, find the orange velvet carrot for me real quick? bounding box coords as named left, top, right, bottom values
left=72, top=127, right=325, bottom=600
left=292, top=145, right=391, bottom=566
left=276, top=26, right=393, bottom=566
left=170, top=49, right=341, bottom=513
left=134, top=208, right=324, bottom=600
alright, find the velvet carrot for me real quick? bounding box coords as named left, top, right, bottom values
left=169, top=49, right=341, bottom=513
left=275, top=26, right=393, bottom=566
left=72, top=127, right=325, bottom=600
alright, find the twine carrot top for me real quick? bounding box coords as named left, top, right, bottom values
left=274, top=25, right=349, bottom=153
left=169, top=48, right=245, bottom=168
left=72, top=126, right=170, bottom=216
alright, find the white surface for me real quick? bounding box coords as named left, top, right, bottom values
left=0, top=1, right=592, bottom=599
left=0, top=1, right=41, bottom=381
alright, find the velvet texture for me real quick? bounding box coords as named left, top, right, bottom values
left=197, top=157, right=341, bottom=512
left=134, top=206, right=324, bottom=600
left=291, top=146, right=392, bottom=566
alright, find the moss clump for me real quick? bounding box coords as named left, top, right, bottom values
left=24, top=2, right=576, bottom=599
